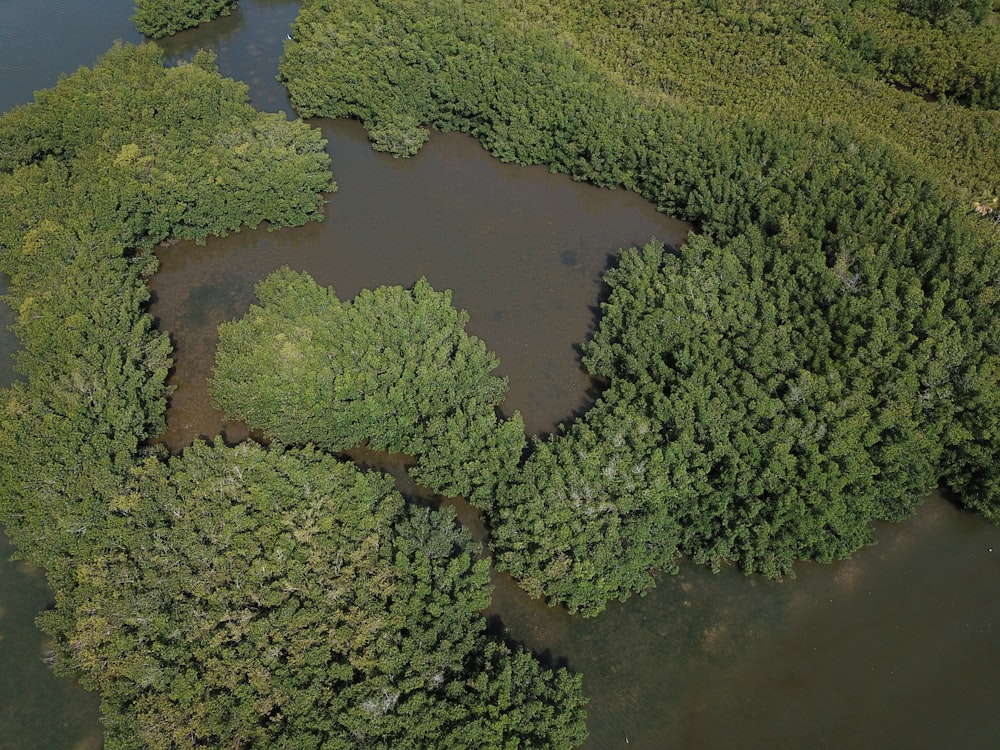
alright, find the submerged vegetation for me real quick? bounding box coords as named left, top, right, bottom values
left=281, top=0, right=1000, bottom=614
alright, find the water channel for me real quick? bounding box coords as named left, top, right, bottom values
left=2, top=2, right=999, bottom=749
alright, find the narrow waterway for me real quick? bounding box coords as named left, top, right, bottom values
left=2, top=3, right=1000, bottom=750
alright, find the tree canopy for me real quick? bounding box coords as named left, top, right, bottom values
left=2, top=5, right=999, bottom=745
left=0, top=44, right=415, bottom=747
left=279, top=0, right=1000, bottom=190
left=278, top=0, right=1000, bottom=614
left=54, top=440, right=586, bottom=750
left=0, top=40, right=587, bottom=747
left=132, top=0, right=238, bottom=39
left=0, top=42, right=333, bottom=584
left=0, top=42, right=333, bottom=246
left=210, top=268, right=526, bottom=509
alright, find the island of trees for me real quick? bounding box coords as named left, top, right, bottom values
left=2, top=0, right=1000, bottom=744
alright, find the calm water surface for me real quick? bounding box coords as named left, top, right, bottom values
left=3, top=3, right=1000, bottom=749
left=148, top=117, right=687, bottom=447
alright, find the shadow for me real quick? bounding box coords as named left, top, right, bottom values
left=485, top=611, right=574, bottom=671
left=156, top=6, right=249, bottom=65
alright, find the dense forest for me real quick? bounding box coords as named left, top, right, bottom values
left=280, top=0, right=1000, bottom=614
left=2, top=0, right=1000, bottom=744
left=0, top=43, right=585, bottom=747
left=210, top=269, right=527, bottom=511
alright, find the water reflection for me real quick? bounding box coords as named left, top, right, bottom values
left=0, top=0, right=141, bottom=112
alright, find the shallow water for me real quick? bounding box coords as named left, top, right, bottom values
left=0, top=3, right=142, bottom=746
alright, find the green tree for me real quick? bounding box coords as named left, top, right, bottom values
left=0, top=41, right=334, bottom=690
left=0, top=43, right=334, bottom=245
left=493, top=230, right=972, bottom=613
left=898, top=0, right=991, bottom=24
left=132, top=0, right=237, bottom=39
left=275, top=0, right=1000, bottom=614
left=52, top=440, right=586, bottom=749
left=211, top=268, right=525, bottom=507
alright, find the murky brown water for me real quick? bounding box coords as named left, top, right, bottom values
left=3, top=3, right=1000, bottom=749
left=486, top=493, right=1000, bottom=749
left=148, top=117, right=688, bottom=449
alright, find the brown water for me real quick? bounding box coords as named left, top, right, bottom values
left=148, top=117, right=688, bottom=449
left=487, top=493, right=1000, bottom=748
left=3, top=3, right=1000, bottom=750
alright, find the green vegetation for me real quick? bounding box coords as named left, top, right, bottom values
left=132, top=0, right=237, bottom=38
left=0, top=41, right=331, bottom=592
left=56, top=440, right=585, bottom=749
left=548, top=0, right=1000, bottom=158
left=280, top=0, right=1000, bottom=192
left=4, top=0, right=1000, bottom=739
left=850, top=5, right=1000, bottom=105
left=280, top=0, right=1000, bottom=614
left=0, top=43, right=332, bottom=242
left=0, top=41, right=585, bottom=747
left=211, top=269, right=525, bottom=509
left=898, top=0, right=992, bottom=25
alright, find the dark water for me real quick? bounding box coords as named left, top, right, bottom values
left=0, top=537, right=102, bottom=750
left=3, top=3, right=1000, bottom=750
left=0, top=0, right=142, bottom=111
